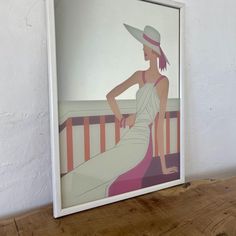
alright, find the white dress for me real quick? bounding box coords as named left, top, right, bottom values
left=61, top=76, right=164, bottom=208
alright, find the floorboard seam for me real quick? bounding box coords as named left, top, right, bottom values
left=13, top=218, right=20, bottom=236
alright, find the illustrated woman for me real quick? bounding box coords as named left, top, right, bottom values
left=61, top=24, right=178, bottom=208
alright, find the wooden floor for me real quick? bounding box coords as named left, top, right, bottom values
left=1, top=177, right=236, bottom=236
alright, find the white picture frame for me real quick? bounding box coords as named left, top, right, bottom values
left=46, top=0, right=185, bottom=218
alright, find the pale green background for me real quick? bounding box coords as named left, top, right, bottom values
left=55, top=0, right=179, bottom=101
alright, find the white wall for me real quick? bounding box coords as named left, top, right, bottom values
left=0, top=0, right=52, bottom=219
left=179, top=0, right=236, bottom=180
left=0, top=0, right=236, bottom=219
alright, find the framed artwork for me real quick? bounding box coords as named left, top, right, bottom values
left=46, top=0, right=185, bottom=218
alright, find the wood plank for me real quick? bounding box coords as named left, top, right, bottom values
left=1, top=177, right=236, bottom=235
left=0, top=219, right=18, bottom=236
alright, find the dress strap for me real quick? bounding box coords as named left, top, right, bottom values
left=142, top=71, right=146, bottom=84
left=154, top=75, right=166, bottom=87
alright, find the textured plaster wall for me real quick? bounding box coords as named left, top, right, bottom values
left=178, top=0, right=236, bottom=179
left=0, top=0, right=52, bottom=219
left=0, top=0, right=236, bottom=219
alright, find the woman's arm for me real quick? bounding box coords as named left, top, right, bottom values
left=106, top=71, right=140, bottom=122
left=156, top=78, right=178, bottom=174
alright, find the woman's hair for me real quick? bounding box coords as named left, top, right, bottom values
left=152, top=50, right=168, bottom=71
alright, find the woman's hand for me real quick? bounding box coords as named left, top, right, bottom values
left=125, top=114, right=136, bottom=128
left=162, top=166, right=178, bottom=175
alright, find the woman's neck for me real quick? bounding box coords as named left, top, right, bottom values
left=147, top=58, right=160, bottom=77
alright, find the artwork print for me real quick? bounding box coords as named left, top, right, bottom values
left=49, top=0, right=184, bottom=215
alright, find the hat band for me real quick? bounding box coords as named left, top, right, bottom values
left=143, top=34, right=160, bottom=47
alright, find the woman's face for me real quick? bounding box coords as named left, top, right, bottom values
left=143, top=44, right=157, bottom=61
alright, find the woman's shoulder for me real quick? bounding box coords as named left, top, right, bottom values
left=159, top=75, right=169, bottom=85
left=128, top=70, right=144, bottom=83
left=124, top=70, right=143, bottom=86
left=133, top=70, right=143, bottom=77
left=155, top=75, right=169, bottom=94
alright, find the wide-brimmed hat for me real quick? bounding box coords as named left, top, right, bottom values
left=124, top=24, right=169, bottom=70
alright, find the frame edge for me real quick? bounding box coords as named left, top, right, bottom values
left=45, top=0, right=62, bottom=218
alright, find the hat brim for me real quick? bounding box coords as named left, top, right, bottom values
left=124, top=24, right=161, bottom=56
